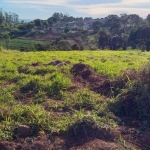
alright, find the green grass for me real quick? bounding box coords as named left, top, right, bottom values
left=1, top=50, right=150, bottom=77
left=0, top=49, right=150, bottom=149
left=0, top=39, right=51, bottom=51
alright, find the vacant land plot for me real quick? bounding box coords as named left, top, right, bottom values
left=0, top=49, right=150, bottom=150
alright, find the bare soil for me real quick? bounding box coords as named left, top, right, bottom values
left=70, top=63, right=111, bottom=95
left=1, top=127, right=150, bottom=150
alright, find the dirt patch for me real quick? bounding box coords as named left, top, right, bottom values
left=0, top=81, right=14, bottom=87
left=0, top=128, right=147, bottom=150
left=47, top=60, right=71, bottom=67
left=14, top=92, right=35, bottom=104
left=70, top=139, right=118, bottom=150
left=120, top=127, right=150, bottom=149
left=1, top=138, right=69, bottom=150
left=70, top=63, right=111, bottom=95
left=0, top=142, right=15, bottom=150
left=65, top=128, right=115, bottom=149
left=136, top=131, right=150, bottom=149
left=31, top=62, right=41, bottom=67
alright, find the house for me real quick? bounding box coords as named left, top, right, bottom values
left=68, top=21, right=78, bottom=29
left=58, top=27, right=65, bottom=33
left=83, top=22, right=90, bottom=29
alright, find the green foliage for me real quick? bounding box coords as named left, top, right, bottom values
left=65, top=88, right=100, bottom=109
left=0, top=39, right=51, bottom=51
left=66, top=113, right=100, bottom=138
left=111, top=80, right=150, bottom=120
left=0, top=104, right=51, bottom=140
left=47, top=72, right=71, bottom=99
left=20, top=77, right=41, bottom=94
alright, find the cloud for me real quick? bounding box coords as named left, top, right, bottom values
left=5, top=0, right=150, bottom=17
left=5, top=0, right=80, bottom=6
left=71, top=0, right=150, bottom=17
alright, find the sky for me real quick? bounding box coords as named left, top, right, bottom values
left=1, top=0, right=150, bottom=20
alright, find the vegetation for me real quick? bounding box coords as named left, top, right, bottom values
left=1, top=10, right=150, bottom=51
left=1, top=8, right=150, bottom=149
left=0, top=8, right=19, bottom=28
left=0, top=38, right=52, bottom=51
left=1, top=49, right=150, bottom=149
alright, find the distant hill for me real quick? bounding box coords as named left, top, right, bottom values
left=19, top=19, right=32, bottom=23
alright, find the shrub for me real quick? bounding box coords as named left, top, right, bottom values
left=111, top=80, right=150, bottom=120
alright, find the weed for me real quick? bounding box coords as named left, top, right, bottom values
left=32, top=91, right=47, bottom=104
left=65, top=88, right=100, bottom=110
left=66, top=112, right=100, bottom=138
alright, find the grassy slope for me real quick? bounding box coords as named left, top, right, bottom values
left=0, top=49, right=150, bottom=149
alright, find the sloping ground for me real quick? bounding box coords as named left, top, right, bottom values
left=0, top=62, right=150, bottom=150
left=1, top=50, right=150, bottom=150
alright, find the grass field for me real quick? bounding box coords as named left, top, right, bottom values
left=0, top=39, right=51, bottom=51
left=0, top=49, right=150, bottom=149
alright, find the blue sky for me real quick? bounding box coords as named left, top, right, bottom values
left=1, top=0, right=150, bottom=20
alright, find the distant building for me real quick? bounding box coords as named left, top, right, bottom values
left=57, top=27, right=65, bottom=33
left=68, top=21, right=78, bottom=29
left=83, top=22, right=90, bottom=29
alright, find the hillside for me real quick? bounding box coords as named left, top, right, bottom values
left=1, top=11, right=150, bottom=51
left=0, top=49, right=150, bottom=149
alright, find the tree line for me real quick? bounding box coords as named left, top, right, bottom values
left=1, top=11, right=150, bottom=51
left=0, top=8, right=19, bottom=28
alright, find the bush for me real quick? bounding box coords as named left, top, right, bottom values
left=111, top=80, right=150, bottom=120
left=71, top=43, right=80, bottom=50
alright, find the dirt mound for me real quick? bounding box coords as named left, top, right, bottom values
left=47, top=60, right=71, bottom=67
left=0, top=135, right=65, bottom=150
left=70, top=139, right=118, bottom=150
left=31, top=62, right=41, bottom=67
left=0, top=142, right=15, bottom=150
left=71, top=63, right=111, bottom=95
left=0, top=123, right=146, bottom=150
left=136, top=131, right=150, bottom=148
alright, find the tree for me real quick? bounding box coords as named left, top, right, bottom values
left=71, top=43, right=80, bottom=50
left=0, top=8, right=3, bottom=25
left=106, top=15, right=121, bottom=30
left=52, top=13, right=63, bottom=21
left=0, top=8, right=19, bottom=27
left=58, top=41, right=71, bottom=50
left=110, top=35, right=127, bottom=50
left=93, top=25, right=100, bottom=34
left=43, top=20, right=49, bottom=28
left=98, top=30, right=111, bottom=49
left=36, top=43, right=45, bottom=51
left=64, top=27, right=69, bottom=33
left=18, top=24, right=26, bottom=31
left=146, top=14, right=150, bottom=24
left=47, top=18, right=53, bottom=27
left=34, top=19, right=41, bottom=27
left=27, top=44, right=36, bottom=51
left=128, top=26, right=150, bottom=51
left=26, top=23, right=35, bottom=30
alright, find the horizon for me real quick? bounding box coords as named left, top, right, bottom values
left=1, top=0, right=150, bottom=20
